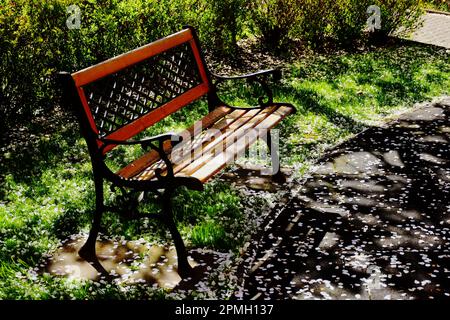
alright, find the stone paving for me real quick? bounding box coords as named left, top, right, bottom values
left=410, top=12, right=450, bottom=49
left=238, top=97, right=450, bottom=300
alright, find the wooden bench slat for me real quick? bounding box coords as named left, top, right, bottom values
left=173, top=109, right=248, bottom=158
left=190, top=105, right=294, bottom=182
left=177, top=106, right=279, bottom=179
left=131, top=108, right=251, bottom=181
left=117, top=105, right=232, bottom=178
left=162, top=108, right=260, bottom=178
left=127, top=105, right=293, bottom=183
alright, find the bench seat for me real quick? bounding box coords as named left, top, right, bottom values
left=117, top=104, right=294, bottom=183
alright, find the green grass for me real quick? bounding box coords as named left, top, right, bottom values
left=277, top=40, right=450, bottom=173
left=0, top=39, right=449, bottom=299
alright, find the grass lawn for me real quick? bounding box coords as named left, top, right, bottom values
left=0, top=39, right=449, bottom=299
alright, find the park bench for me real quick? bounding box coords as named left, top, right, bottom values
left=59, top=26, right=295, bottom=278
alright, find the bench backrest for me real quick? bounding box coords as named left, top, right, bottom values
left=68, top=27, right=211, bottom=154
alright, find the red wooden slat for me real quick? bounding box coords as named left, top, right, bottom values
left=189, top=39, right=210, bottom=89
left=72, top=29, right=194, bottom=87
left=76, top=86, right=99, bottom=138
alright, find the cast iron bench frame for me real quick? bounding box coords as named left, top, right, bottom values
left=59, top=26, right=295, bottom=278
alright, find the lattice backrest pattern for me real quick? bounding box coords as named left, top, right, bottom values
left=82, top=42, right=203, bottom=137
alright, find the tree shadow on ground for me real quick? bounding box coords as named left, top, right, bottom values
left=240, top=98, right=450, bottom=300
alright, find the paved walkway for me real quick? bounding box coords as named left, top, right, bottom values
left=238, top=97, right=450, bottom=300
left=410, top=12, right=450, bottom=48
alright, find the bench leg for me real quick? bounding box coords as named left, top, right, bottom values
left=161, top=188, right=193, bottom=278
left=79, top=174, right=109, bottom=277
left=264, top=129, right=286, bottom=183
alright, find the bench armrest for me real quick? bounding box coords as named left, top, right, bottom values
left=101, top=132, right=183, bottom=150
left=100, top=133, right=182, bottom=180
left=211, top=68, right=281, bottom=82
left=211, top=68, right=281, bottom=108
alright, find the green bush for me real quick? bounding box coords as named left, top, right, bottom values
left=373, top=0, right=425, bottom=38
left=424, top=0, right=450, bottom=12
left=249, top=0, right=304, bottom=50
left=296, top=0, right=424, bottom=48
left=0, top=0, right=186, bottom=131
left=192, top=0, right=246, bottom=55
left=249, top=0, right=425, bottom=50
left=328, top=0, right=370, bottom=45
left=0, top=0, right=244, bottom=133
left=294, top=0, right=335, bottom=47
left=0, top=0, right=427, bottom=132
left=0, top=0, right=69, bottom=130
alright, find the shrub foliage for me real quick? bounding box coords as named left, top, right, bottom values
left=0, top=0, right=425, bottom=130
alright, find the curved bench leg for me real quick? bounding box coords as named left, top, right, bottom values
left=79, top=174, right=109, bottom=277
left=161, top=188, right=193, bottom=278
left=264, top=129, right=286, bottom=183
